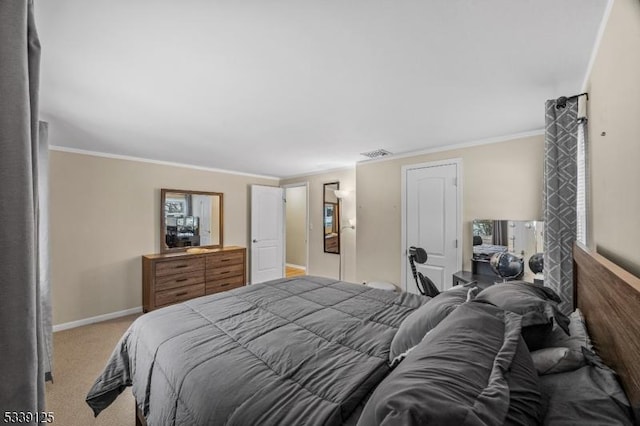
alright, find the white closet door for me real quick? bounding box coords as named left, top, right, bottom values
left=404, top=162, right=460, bottom=293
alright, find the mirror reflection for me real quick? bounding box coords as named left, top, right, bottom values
left=472, top=219, right=544, bottom=282
left=161, top=189, right=223, bottom=252
left=323, top=182, right=340, bottom=254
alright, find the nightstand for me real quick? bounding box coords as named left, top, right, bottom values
left=452, top=270, right=498, bottom=291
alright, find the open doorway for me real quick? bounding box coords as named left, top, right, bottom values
left=284, top=183, right=309, bottom=278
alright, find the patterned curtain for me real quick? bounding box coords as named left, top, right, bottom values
left=544, top=98, right=578, bottom=314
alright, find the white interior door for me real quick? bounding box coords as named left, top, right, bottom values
left=192, top=194, right=212, bottom=246
left=404, top=161, right=461, bottom=293
left=251, top=185, right=285, bottom=284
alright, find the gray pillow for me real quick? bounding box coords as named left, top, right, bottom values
left=543, top=308, right=592, bottom=351
left=532, top=309, right=592, bottom=375
left=531, top=347, right=584, bottom=375
left=389, top=286, right=472, bottom=362
left=476, top=281, right=570, bottom=350
left=359, top=301, right=543, bottom=426
left=540, top=365, right=634, bottom=425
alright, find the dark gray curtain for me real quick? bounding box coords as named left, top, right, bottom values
left=492, top=220, right=509, bottom=246
left=38, top=122, right=53, bottom=382
left=544, top=98, right=578, bottom=314
left=0, top=0, right=52, bottom=415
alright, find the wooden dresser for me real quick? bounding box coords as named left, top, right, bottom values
left=142, top=246, right=246, bottom=312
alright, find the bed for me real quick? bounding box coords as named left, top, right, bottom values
left=87, top=243, right=640, bottom=425
left=87, top=276, right=428, bottom=425
left=572, top=242, right=640, bottom=421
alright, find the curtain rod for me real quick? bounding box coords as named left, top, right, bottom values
left=556, top=92, right=589, bottom=109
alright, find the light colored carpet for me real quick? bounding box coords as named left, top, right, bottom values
left=46, top=314, right=139, bottom=426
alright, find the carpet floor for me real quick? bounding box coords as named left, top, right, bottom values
left=46, top=314, right=139, bottom=426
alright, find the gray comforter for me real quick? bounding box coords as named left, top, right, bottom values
left=86, top=276, right=426, bottom=425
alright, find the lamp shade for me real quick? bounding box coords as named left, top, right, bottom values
left=334, top=189, right=350, bottom=199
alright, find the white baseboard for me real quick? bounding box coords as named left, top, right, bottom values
left=286, top=263, right=307, bottom=270
left=53, top=306, right=143, bottom=332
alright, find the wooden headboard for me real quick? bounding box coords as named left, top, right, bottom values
left=573, top=242, right=640, bottom=417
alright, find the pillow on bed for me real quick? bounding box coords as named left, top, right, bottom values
left=531, top=309, right=592, bottom=375
left=475, top=281, right=570, bottom=350
left=389, top=286, right=475, bottom=363
left=531, top=347, right=584, bottom=375
left=540, top=364, right=634, bottom=425
left=543, top=308, right=592, bottom=351
left=359, top=301, right=543, bottom=426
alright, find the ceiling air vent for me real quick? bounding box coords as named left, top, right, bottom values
left=360, top=149, right=392, bottom=159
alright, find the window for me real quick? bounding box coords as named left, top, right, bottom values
left=576, top=118, right=588, bottom=245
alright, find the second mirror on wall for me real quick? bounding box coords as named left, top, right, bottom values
left=323, top=182, right=340, bottom=254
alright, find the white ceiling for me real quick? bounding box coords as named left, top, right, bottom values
left=36, top=0, right=608, bottom=178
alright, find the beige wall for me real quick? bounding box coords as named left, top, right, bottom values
left=355, top=135, right=544, bottom=287
left=285, top=185, right=307, bottom=267
left=50, top=150, right=276, bottom=325
left=586, top=0, right=640, bottom=277
left=281, top=168, right=357, bottom=282
left=51, top=136, right=544, bottom=324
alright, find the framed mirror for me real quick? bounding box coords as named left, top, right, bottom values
left=472, top=219, right=544, bottom=282
left=160, top=189, right=223, bottom=253
left=323, top=182, right=340, bottom=254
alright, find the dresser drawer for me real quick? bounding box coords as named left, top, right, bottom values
left=206, top=251, right=245, bottom=269
left=206, top=263, right=244, bottom=281
left=143, top=247, right=246, bottom=312
left=155, top=257, right=205, bottom=277
left=325, top=235, right=338, bottom=251
left=156, top=270, right=204, bottom=292
left=155, top=283, right=205, bottom=307
left=206, top=275, right=244, bottom=294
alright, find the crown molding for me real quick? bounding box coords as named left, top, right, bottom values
left=581, top=0, right=615, bottom=92
left=356, top=129, right=545, bottom=166
left=49, top=145, right=280, bottom=180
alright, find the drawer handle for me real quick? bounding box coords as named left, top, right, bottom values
left=175, top=291, right=188, bottom=297
left=221, top=258, right=231, bottom=262
left=175, top=278, right=188, bottom=282
left=221, top=283, right=230, bottom=287
left=220, top=271, right=231, bottom=275
left=175, top=264, right=189, bottom=269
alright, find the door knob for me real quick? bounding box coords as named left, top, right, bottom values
left=253, top=239, right=258, bottom=243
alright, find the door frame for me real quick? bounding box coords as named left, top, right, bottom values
left=400, top=158, right=463, bottom=292
left=282, top=182, right=310, bottom=273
